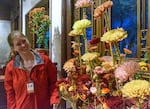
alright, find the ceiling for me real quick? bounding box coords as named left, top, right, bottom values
left=0, top=0, right=18, bottom=10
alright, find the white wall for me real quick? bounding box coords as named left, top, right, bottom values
left=0, top=20, right=11, bottom=64
left=50, top=0, right=62, bottom=71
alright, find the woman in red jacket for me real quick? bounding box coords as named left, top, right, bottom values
left=4, top=31, right=59, bottom=109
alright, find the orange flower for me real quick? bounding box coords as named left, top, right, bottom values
left=147, top=63, right=150, bottom=70
left=123, top=48, right=132, bottom=54
left=80, top=94, right=87, bottom=100
left=101, top=88, right=110, bottom=94
left=94, top=1, right=113, bottom=19
left=103, top=73, right=112, bottom=80
left=102, top=103, right=109, bottom=109
left=73, top=50, right=79, bottom=55
left=98, top=57, right=105, bottom=62
left=82, top=85, right=89, bottom=91
left=103, top=0, right=113, bottom=8
left=146, top=46, right=150, bottom=49
left=89, top=46, right=98, bottom=51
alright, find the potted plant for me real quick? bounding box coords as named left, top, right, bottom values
left=29, top=7, right=51, bottom=49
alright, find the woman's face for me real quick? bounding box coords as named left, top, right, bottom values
left=12, top=35, right=30, bottom=54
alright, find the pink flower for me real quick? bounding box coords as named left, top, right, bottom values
left=93, top=66, right=105, bottom=74
left=115, top=61, right=140, bottom=83
left=115, top=68, right=129, bottom=83
left=75, top=0, right=92, bottom=9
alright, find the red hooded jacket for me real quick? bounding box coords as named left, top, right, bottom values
left=4, top=52, right=59, bottom=109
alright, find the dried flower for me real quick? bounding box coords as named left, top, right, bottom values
left=57, top=1, right=150, bottom=109
left=89, top=37, right=100, bottom=45
left=73, top=19, right=91, bottom=31
left=101, top=28, right=127, bottom=43
left=75, top=0, right=92, bottom=9
left=93, top=66, right=105, bottom=74
left=73, top=50, right=80, bottom=56
left=123, top=48, right=132, bottom=54
left=101, top=56, right=113, bottom=62
left=94, top=1, right=113, bottom=19
left=102, top=61, right=114, bottom=72
left=105, top=96, right=123, bottom=109
left=89, top=46, right=98, bottom=51
left=68, top=29, right=83, bottom=36
left=71, top=41, right=82, bottom=50
left=115, top=61, right=140, bottom=83
left=101, top=88, right=110, bottom=94
left=63, top=58, right=76, bottom=73
left=81, top=52, right=99, bottom=62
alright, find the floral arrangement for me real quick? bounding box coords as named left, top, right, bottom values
left=57, top=0, right=150, bottom=109
left=28, top=7, right=51, bottom=48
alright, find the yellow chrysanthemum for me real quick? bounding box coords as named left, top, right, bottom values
left=138, top=61, right=148, bottom=71
left=73, top=19, right=91, bottom=31
left=139, top=61, right=147, bottom=67
left=121, top=80, right=150, bottom=100
left=81, top=52, right=99, bottom=62
left=140, top=66, right=148, bottom=71
left=101, top=28, right=127, bottom=43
